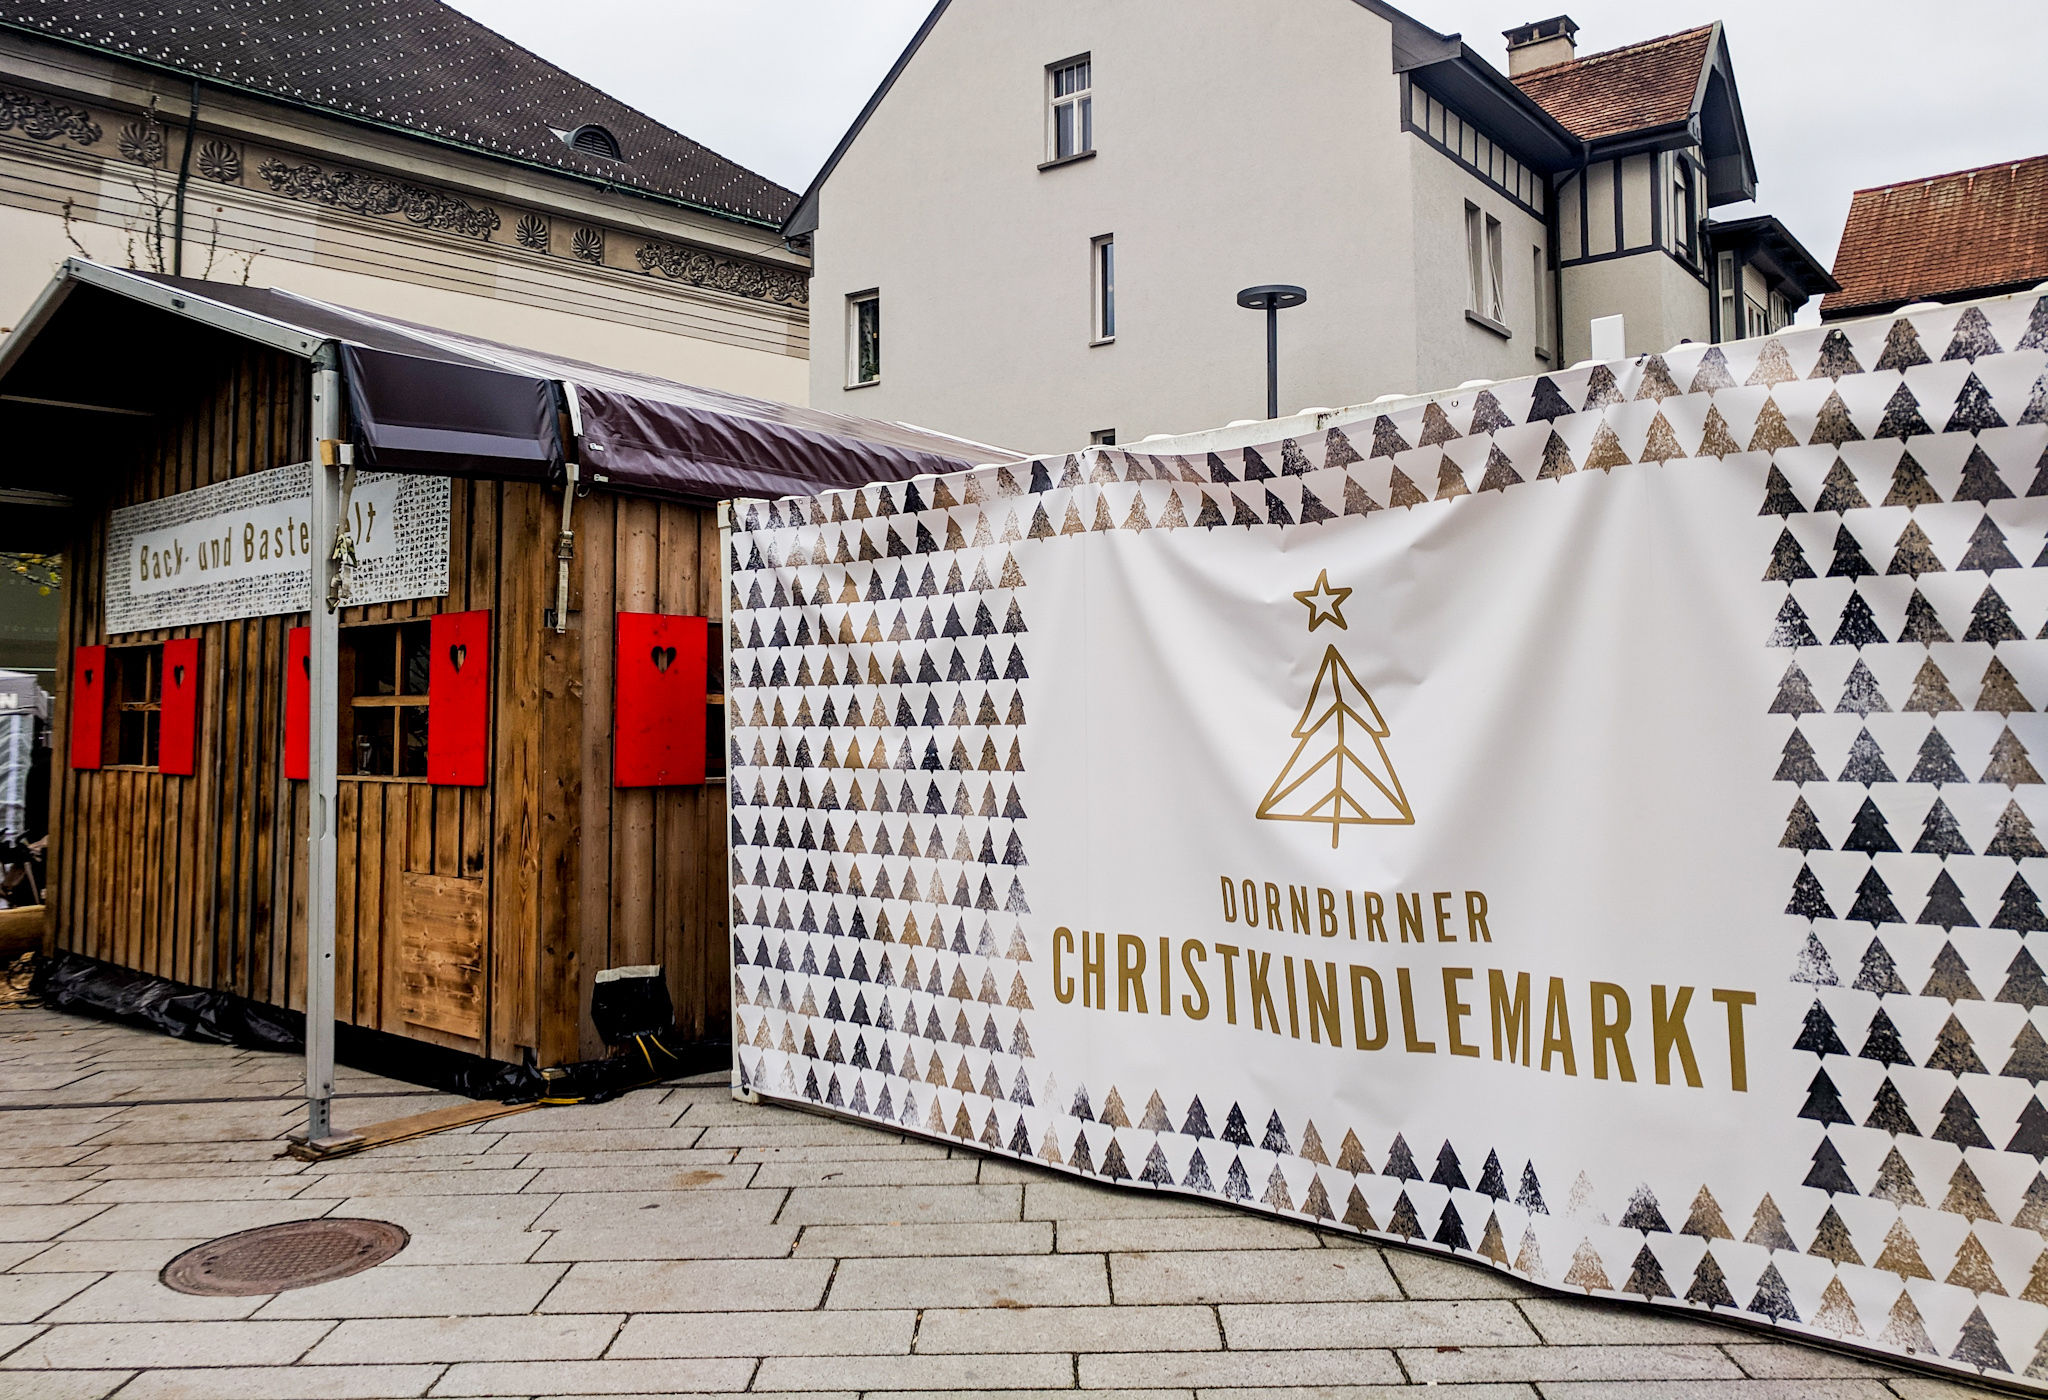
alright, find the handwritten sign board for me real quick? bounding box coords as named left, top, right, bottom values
left=105, top=463, right=449, bottom=634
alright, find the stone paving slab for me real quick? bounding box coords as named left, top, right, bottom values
left=303, top=1313, right=626, bottom=1365
left=0, top=1004, right=2010, bottom=1399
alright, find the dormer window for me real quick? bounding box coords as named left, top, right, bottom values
left=565, top=124, right=621, bottom=160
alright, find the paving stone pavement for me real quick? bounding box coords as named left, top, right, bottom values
left=0, top=1003, right=2004, bottom=1399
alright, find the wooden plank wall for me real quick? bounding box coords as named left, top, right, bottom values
left=560, top=494, right=727, bottom=1062
left=50, top=345, right=308, bottom=1010
left=51, top=341, right=729, bottom=1066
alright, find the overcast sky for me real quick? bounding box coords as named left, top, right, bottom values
left=450, top=0, right=2044, bottom=305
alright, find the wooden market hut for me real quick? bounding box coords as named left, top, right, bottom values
left=0, top=259, right=1014, bottom=1066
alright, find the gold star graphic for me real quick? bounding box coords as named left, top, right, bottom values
left=1293, top=570, right=1351, bottom=631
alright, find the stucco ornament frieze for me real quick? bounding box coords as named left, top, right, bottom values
left=0, top=86, right=102, bottom=146
left=256, top=158, right=501, bottom=239
left=635, top=238, right=808, bottom=307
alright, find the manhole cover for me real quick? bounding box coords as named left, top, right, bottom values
left=161, top=1218, right=408, bottom=1296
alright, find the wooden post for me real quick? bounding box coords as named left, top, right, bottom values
left=304, top=353, right=342, bottom=1142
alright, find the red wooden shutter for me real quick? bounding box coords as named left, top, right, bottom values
left=428, top=610, right=490, bottom=786
left=614, top=612, right=708, bottom=786
left=285, top=626, right=310, bottom=780
left=69, top=644, right=105, bottom=770
left=158, top=638, right=201, bottom=776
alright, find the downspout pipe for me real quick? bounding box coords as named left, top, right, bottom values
left=171, top=80, right=198, bottom=277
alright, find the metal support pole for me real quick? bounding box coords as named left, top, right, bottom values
left=1265, top=305, right=1279, bottom=420
left=304, top=352, right=342, bottom=1144
left=1236, top=285, right=1307, bottom=421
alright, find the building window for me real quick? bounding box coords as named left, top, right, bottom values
left=1048, top=57, right=1092, bottom=161
left=342, top=621, right=430, bottom=778
left=1487, top=215, right=1505, bottom=321
left=1671, top=159, right=1696, bottom=263
left=109, top=645, right=162, bottom=768
left=1466, top=206, right=1484, bottom=313
left=1717, top=253, right=1738, bottom=339
left=1092, top=235, right=1115, bottom=342
left=1466, top=205, right=1505, bottom=328
left=1090, top=429, right=1116, bottom=446
left=847, top=292, right=880, bottom=386
left=1532, top=244, right=1550, bottom=359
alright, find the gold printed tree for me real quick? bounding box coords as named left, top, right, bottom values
left=1257, top=572, right=1413, bottom=845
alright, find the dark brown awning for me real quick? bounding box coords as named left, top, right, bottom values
left=0, top=262, right=1020, bottom=508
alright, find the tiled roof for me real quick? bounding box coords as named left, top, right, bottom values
left=0, top=0, right=795, bottom=225
left=1510, top=25, right=1712, bottom=143
left=1824, top=156, right=2048, bottom=317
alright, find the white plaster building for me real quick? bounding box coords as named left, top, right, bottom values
left=789, top=3, right=1832, bottom=453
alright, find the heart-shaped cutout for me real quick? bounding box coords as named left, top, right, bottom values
left=84, top=669, right=95, bottom=687
left=449, top=644, right=466, bottom=673
left=665, top=646, right=678, bottom=671
left=173, top=664, right=186, bottom=688
left=300, top=656, right=311, bottom=678
left=651, top=645, right=668, bottom=673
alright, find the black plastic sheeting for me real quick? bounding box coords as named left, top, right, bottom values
left=31, top=952, right=729, bottom=1105
left=343, top=343, right=563, bottom=482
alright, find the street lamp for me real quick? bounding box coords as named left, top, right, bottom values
left=1236, top=284, right=1307, bottom=419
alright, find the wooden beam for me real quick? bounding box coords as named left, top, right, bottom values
left=287, top=1097, right=538, bottom=1161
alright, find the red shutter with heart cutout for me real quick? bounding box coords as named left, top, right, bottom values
left=614, top=612, right=707, bottom=786
left=69, top=644, right=106, bottom=770
left=284, top=626, right=310, bottom=780
left=158, top=638, right=201, bottom=776
left=428, top=610, right=490, bottom=786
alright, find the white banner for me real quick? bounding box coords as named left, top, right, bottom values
left=105, top=462, right=449, bottom=633
left=728, top=291, right=2048, bottom=1386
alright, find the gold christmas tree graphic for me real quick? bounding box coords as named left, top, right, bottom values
left=1257, top=576, right=1413, bottom=845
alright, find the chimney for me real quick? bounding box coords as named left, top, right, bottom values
left=1504, top=15, right=1578, bottom=76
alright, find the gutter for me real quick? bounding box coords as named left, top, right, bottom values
left=0, top=21, right=794, bottom=234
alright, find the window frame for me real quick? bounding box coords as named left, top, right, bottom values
left=1670, top=156, right=1698, bottom=264
left=1046, top=54, right=1093, bottom=164
left=339, top=619, right=433, bottom=781
left=106, top=643, right=162, bottom=770
left=846, top=290, right=881, bottom=388
left=1463, top=202, right=1512, bottom=339
left=1532, top=243, right=1550, bottom=360
left=1717, top=252, right=1738, bottom=339
left=1485, top=214, right=1505, bottom=322
left=1091, top=234, right=1115, bottom=344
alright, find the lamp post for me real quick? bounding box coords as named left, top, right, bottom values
left=1236, top=284, right=1307, bottom=419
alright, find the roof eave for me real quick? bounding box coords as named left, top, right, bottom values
left=782, top=0, right=953, bottom=239
left=1404, top=43, right=1582, bottom=171
left=0, top=259, right=333, bottom=392
left=1694, top=22, right=1758, bottom=204
left=0, top=20, right=791, bottom=232
left=1823, top=276, right=2048, bottom=323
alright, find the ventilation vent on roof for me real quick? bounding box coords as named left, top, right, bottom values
left=565, top=124, right=621, bottom=160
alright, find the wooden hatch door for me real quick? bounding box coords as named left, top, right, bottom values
left=397, top=871, right=486, bottom=1040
